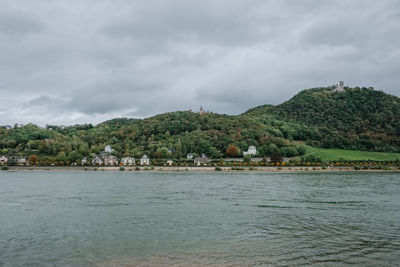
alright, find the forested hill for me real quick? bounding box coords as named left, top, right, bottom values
left=246, top=86, right=400, bottom=152
left=0, top=86, right=399, bottom=163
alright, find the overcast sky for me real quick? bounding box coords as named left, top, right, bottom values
left=0, top=0, right=399, bottom=126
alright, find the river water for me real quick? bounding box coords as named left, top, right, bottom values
left=0, top=171, right=399, bottom=266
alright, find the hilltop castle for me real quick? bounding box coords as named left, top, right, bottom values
left=333, top=81, right=345, bottom=92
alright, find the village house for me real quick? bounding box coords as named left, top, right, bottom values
left=92, top=156, right=103, bottom=165
left=104, top=155, right=118, bottom=166
left=17, top=157, right=28, bottom=166
left=121, top=157, right=135, bottom=166
left=166, top=159, right=173, bottom=166
left=194, top=156, right=208, bottom=166
left=140, top=154, right=150, bottom=165
left=186, top=153, right=194, bottom=159
left=243, top=146, right=257, bottom=156
left=0, top=155, right=8, bottom=165
left=104, top=145, right=114, bottom=153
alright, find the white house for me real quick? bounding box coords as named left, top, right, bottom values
left=17, top=157, right=28, bottom=166
left=166, top=159, right=173, bottom=166
left=0, top=156, right=8, bottom=165
left=194, top=156, right=208, bottom=166
left=243, top=146, right=257, bottom=156
left=140, top=154, right=150, bottom=165
left=104, top=155, right=118, bottom=166
left=104, top=145, right=114, bottom=153
left=92, top=156, right=103, bottom=165
left=121, top=157, right=135, bottom=166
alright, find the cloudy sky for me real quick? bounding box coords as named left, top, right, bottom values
left=0, top=0, right=399, bottom=126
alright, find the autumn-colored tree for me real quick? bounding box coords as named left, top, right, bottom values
left=29, top=154, right=38, bottom=165
left=226, top=145, right=239, bottom=157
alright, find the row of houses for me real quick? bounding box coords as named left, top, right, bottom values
left=0, top=146, right=260, bottom=166
left=82, top=154, right=151, bottom=166
left=0, top=156, right=28, bottom=165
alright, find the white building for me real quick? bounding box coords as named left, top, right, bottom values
left=17, top=157, right=28, bottom=166
left=243, top=146, right=257, bottom=156
left=0, top=156, right=8, bottom=165
left=104, top=155, right=118, bottom=166
left=104, top=145, right=114, bottom=153
left=140, top=154, right=150, bottom=165
left=121, top=157, right=135, bottom=166
left=186, top=153, right=194, bottom=159
left=166, top=159, right=173, bottom=166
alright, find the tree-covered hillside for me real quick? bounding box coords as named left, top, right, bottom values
left=1, top=86, right=399, bottom=164
left=0, top=111, right=312, bottom=163
left=247, top=86, right=400, bottom=152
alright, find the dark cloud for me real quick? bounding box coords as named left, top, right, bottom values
left=0, top=12, right=43, bottom=35
left=0, top=0, right=399, bottom=126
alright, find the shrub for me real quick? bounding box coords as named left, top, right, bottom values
left=119, top=166, right=125, bottom=171
left=354, top=166, right=360, bottom=170
left=215, top=166, right=222, bottom=171
left=1, top=165, right=8, bottom=170
left=135, top=166, right=140, bottom=171
left=144, top=167, right=150, bottom=171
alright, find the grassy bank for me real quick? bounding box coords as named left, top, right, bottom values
left=299, top=144, right=400, bottom=161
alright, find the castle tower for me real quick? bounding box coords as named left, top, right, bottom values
left=200, top=106, right=205, bottom=115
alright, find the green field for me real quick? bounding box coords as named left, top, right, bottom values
left=298, top=144, right=400, bottom=161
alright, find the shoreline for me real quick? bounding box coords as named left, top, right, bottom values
left=3, top=166, right=400, bottom=172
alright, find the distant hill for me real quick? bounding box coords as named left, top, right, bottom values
left=1, top=86, right=399, bottom=163
left=267, top=87, right=400, bottom=152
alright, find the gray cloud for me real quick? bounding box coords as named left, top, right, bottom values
left=0, top=12, right=43, bottom=35
left=0, top=0, right=399, bottom=126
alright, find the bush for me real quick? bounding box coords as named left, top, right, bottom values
left=135, top=166, right=140, bottom=171
left=1, top=165, right=8, bottom=170
left=354, top=166, right=360, bottom=170
left=144, top=167, right=150, bottom=171
left=231, top=167, right=245, bottom=170
left=215, top=166, right=222, bottom=171
left=119, top=166, right=125, bottom=171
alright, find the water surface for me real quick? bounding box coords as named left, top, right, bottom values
left=0, top=171, right=399, bottom=266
